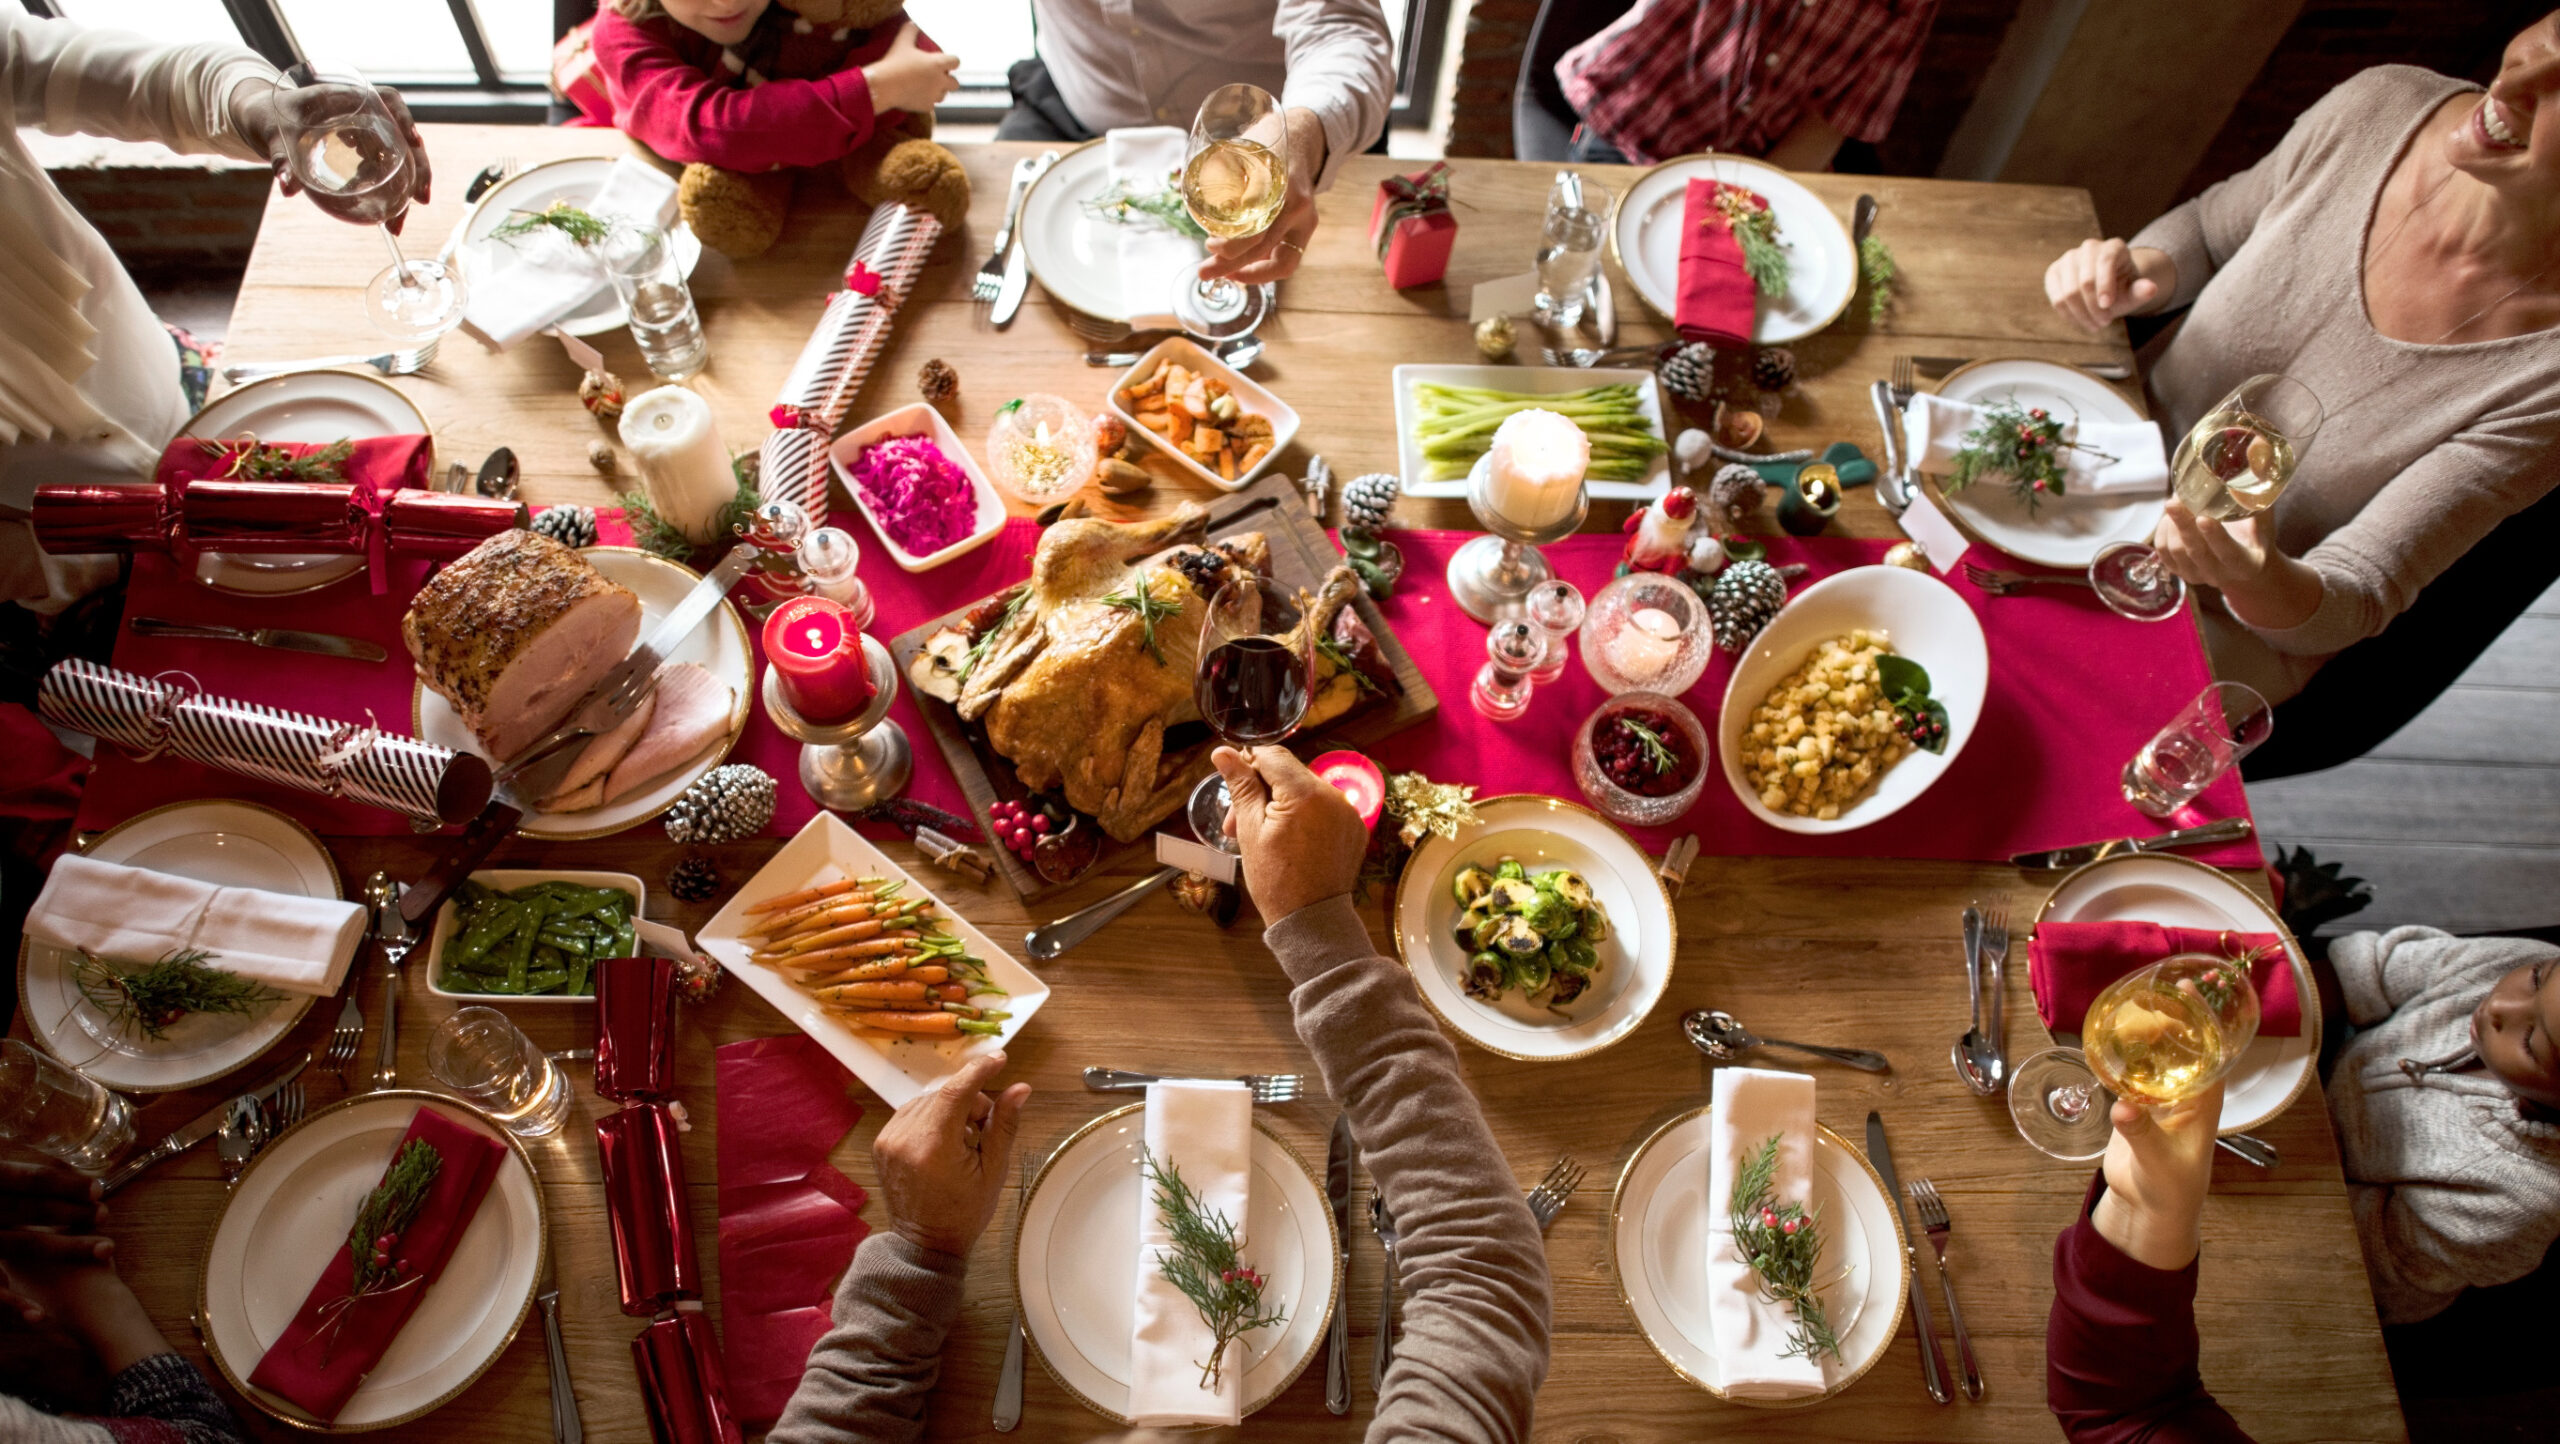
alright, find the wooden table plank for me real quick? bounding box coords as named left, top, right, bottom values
left=32, top=123, right=2401, bottom=1442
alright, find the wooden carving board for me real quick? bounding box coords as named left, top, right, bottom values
left=889, top=473, right=1439, bottom=901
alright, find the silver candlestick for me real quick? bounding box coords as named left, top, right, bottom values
left=760, top=633, right=911, bottom=810
left=1446, top=452, right=1590, bottom=624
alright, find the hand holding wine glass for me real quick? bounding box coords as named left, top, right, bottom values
left=269, top=68, right=463, bottom=339
left=2094, top=1079, right=2225, bottom=1271
left=1175, top=83, right=1288, bottom=338
left=242, top=79, right=430, bottom=230
left=1198, top=107, right=1325, bottom=287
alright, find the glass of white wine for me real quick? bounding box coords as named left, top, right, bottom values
left=2172, top=374, right=2323, bottom=522
left=2010, top=952, right=2262, bottom=1160
left=1174, top=83, right=1286, bottom=340
left=273, top=67, right=466, bottom=340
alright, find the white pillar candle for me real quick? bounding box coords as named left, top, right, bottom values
left=1481, top=408, right=1589, bottom=531
left=619, top=385, right=734, bottom=543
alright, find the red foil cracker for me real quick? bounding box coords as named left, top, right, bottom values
left=597, top=1101, right=700, bottom=1316
left=632, top=1309, right=744, bottom=1444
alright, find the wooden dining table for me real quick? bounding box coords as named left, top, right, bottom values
left=25, top=123, right=2406, bottom=1442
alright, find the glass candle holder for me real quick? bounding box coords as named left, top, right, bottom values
left=1309, top=749, right=1386, bottom=831
left=1523, top=579, right=1585, bottom=685
left=1471, top=620, right=1544, bottom=721
left=1581, top=571, right=1713, bottom=696
left=985, top=395, right=1094, bottom=504
left=1573, top=692, right=1710, bottom=827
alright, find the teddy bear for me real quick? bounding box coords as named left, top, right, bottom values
left=673, top=0, right=971, bottom=260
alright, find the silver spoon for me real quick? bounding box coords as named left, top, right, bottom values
left=1025, top=774, right=1236, bottom=960
left=1682, top=1009, right=1892, bottom=1073
left=1953, top=905, right=2006, bottom=1096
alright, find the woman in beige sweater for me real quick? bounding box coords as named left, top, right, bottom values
left=2044, top=16, right=2560, bottom=705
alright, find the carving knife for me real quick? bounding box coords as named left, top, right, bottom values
left=1866, top=1110, right=1950, bottom=1404
left=129, top=617, right=387, bottom=663
left=2009, top=816, right=2254, bottom=871
left=101, top=1049, right=310, bottom=1195
left=1324, top=1110, right=1356, bottom=1415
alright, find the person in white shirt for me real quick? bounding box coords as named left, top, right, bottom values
left=994, top=0, right=1392, bottom=287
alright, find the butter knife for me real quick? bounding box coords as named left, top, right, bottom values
left=130, top=617, right=386, bottom=663
left=1324, top=1110, right=1355, bottom=1415
left=2009, top=816, right=2254, bottom=870
left=538, top=1254, right=583, bottom=1444
left=1866, top=1111, right=1950, bottom=1405
left=101, top=1049, right=309, bottom=1195
left=990, top=152, right=1056, bottom=328
left=1871, top=379, right=1911, bottom=514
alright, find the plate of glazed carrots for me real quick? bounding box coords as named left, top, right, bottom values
left=700, top=812, right=1050, bottom=1107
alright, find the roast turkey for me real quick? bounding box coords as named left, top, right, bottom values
left=403, top=530, right=642, bottom=761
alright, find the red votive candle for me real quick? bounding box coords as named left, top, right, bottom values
left=762, top=596, right=873, bottom=726
left=1310, top=750, right=1386, bottom=831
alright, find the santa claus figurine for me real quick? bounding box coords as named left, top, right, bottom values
left=1619, top=486, right=1698, bottom=575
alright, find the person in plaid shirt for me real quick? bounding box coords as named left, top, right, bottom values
left=1556, top=0, right=1939, bottom=170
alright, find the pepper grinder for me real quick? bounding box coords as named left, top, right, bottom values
left=760, top=633, right=911, bottom=810
left=1471, top=620, right=1545, bottom=722
left=797, top=526, right=873, bottom=628
left=1523, top=579, right=1585, bottom=686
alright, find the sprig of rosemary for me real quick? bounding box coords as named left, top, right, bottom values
left=1141, top=1145, right=1287, bottom=1392
left=70, top=948, right=279, bottom=1041
left=205, top=437, right=354, bottom=485
left=1314, top=634, right=1382, bottom=695
left=347, top=1139, right=442, bottom=1295
left=1617, top=715, right=1679, bottom=776
left=1082, top=176, right=1210, bottom=241
left=1729, top=1135, right=1842, bottom=1363
left=1945, top=398, right=2117, bottom=514
left=1714, top=185, right=1791, bottom=297
left=960, top=590, right=1028, bottom=682
left=1860, top=235, right=1896, bottom=325
left=1103, top=582, right=1183, bottom=666
left=490, top=200, right=612, bottom=248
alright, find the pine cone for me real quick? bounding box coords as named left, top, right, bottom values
left=917, top=358, right=959, bottom=405
left=1749, top=346, right=1797, bottom=393
left=1706, top=463, right=1766, bottom=533
left=530, top=504, right=598, bottom=550
left=1342, top=472, right=1402, bottom=535
left=667, top=854, right=719, bottom=903
left=1709, top=559, right=1790, bottom=653
left=664, top=763, right=777, bottom=845
left=1659, top=342, right=1715, bottom=403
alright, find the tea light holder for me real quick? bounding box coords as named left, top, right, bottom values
left=1309, top=749, right=1386, bottom=831
left=1448, top=453, right=1590, bottom=624
left=1778, top=463, right=1842, bottom=536
left=760, top=633, right=911, bottom=811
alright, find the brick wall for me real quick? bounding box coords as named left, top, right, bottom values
left=1447, top=0, right=1537, bottom=159
left=26, top=132, right=269, bottom=277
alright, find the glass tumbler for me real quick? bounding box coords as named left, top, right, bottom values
left=2121, top=682, right=2273, bottom=817
left=0, top=1039, right=134, bottom=1171
left=603, top=225, right=708, bottom=380
left=428, top=1007, right=572, bottom=1137
left=1534, top=171, right=1606, bottom=328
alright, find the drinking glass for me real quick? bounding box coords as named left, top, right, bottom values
left=2010, top=953, right=2262, bottom=1160
left=0, top=1040, right=134, bottom=1171
left=272, top=68, right=465, bottom=339
left=2122, top=681, right=2273, bottom=817
left=1175, top=83, right=1286, bottom=339
left=428, top=1007, right=571, bottom=1138
left=603, top=225, right=707, bottom=379
left=1195, top=577, right=1312, bottom=749
left=1533, top=171, right=1606, bottom=328
left=2171, top=374, right=2322, bottom=523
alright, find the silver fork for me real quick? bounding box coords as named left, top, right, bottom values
left=1081, top=1067, right=1305, bottom=1103
left=1962, top=561, right=2095, bottom=596
left=1369, top=1192, right=1400, bottom=1393
left=222, top=339, right=438, bottom=384
left=1978, top=901, right=2012, bottom=1083
left=265, top=1076, right=308, bottom=1135
left=1907, top=1178, right=1985, bottom=1401
left=1540, top=343, right=1665, bottom=368
left=216, top=1096, right=261, bottom=1183
left=322, top=988, right=365, bottom=1081
left=1525, top=1155, right=1584, bottom=1231
left=1891, top=353, right=1917, bottom=408
left=974, top=156, right=1042, bottom=305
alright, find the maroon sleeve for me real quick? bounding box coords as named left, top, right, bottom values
left=2048, top=1172, right=2255, bottom=1444
left=589, top=10, right=878, bottom=170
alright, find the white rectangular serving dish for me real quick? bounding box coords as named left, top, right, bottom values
left=1393, top=363, right=1671, bottom=501
left=1109, top=336, right=1300, bottom=493
left=424, top=869, right=646, bottom=1003
left=828, top=402, right=1008, bottom=571
left=698, top=812, right=1050, bottom=1108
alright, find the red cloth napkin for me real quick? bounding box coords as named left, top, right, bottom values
left=1676, top=179, right=1758, bottom=347
left=154, top=434, right=433, bottom=497
left=2028, top=921, right=2301, bottom=1036
left=714, top=1034, right=870, bottom=1427
left=247, top=1106, right=508, bottom=1423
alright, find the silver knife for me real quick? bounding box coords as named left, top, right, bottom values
left=101, top=1049, right=310, bottom=1195
left=1871, top=379, right=1911, bottom=514
left=2009, top=816, right=2254, bottom=870
left=1914, top=354, right=2134, bottom=382
left=129, top=617, right=387, bottom=663
left=1324, top=1111, right=1355, bottom=1415
left=1865, top=1111, right=1950, bottom=1405
left=538, top=1253, right=583, bottom=1444
left=990, top=152, right=1056, bottom=328
left=1589, top=270, right=1616, bottom=345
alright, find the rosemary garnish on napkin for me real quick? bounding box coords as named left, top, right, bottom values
left=70, top=947, right=279, bottom=1042
left=1712, top=184, right=1790, bottom=297
left=1946, top=397, right=2116, bottom=513
left=1083, top=175, right=1210, bottom=241
left=491, top=200, right=613, bottom=248
left=1730, top=1134, right=1842, bottom=1363
left=205, top=436, right=354, bottom=485
left=1142, top=1145, right=1286, bottom=1392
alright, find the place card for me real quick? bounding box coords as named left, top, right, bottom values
left=1155, top=833, right=1239, bottom=885
left=1469, top=270, right=1541, bottom=325
left=1894, top=487, right=1970, bottom=575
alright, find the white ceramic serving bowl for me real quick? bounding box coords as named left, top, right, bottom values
left=1108, top=336, right=1299, bottom=492
left=423, top=870, right=646, bottom=1003
left=828, top=402, right=1008, bottom=571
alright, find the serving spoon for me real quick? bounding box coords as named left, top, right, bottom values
left=1682, top=1008, right=1892, bottom=1073
left=1953, top=905, right=2007, bottom=1096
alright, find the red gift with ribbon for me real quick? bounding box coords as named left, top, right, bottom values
left=1369, top=163, right=1456, bottom=290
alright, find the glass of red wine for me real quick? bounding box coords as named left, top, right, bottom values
left=273, top=68, right=466, bottom=340
left=1192, top=577, right=1314, bottom=840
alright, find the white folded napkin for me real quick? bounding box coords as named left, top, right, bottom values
left=1130, top=1078, right=1253, bottom=1427
left=1104, top=127, right=1201, bottom=333
left=463, top=158, right=681, bottom=349
left=1904, top=391, right=2169, bottom=497
left=25, top=853, right=366, bottom=998
left=1707, top=1066, right=1827, bottom=1401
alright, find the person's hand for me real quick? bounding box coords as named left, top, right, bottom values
left=1198, top=108, right=1327, bottom=287
left=2148, top=501, right=2322, bottom=631
left=238, top=81, right=433, bottom=234
left=862, top=23, right=962, bottom=118
left=2092, top=1081, right=2223, bottom=1270
left=872, top=1051, right=1029, bottom=1259
left=0, top=1160, right=114, bottom=1326
left=2044, top=239, right=2173, bottom=332
left=1212, top=745, right=1367, bottom=921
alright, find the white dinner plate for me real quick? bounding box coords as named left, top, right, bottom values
left=1017, top=140, right=1203, bottom=324
left=457, top=156, right=703, bottom=336
left=412, top=547, right=752, bottom=840
left=1609, top=155, right=1856, bottom=344
left=2034, top=852, right=2318, bottom=1136
left=1012, top=1102, right=1336, bottom=1424
left=1393, top=364, right=1672, bottom=501
left=1928, top=359, right=2162, bottom=570
left=1393, top=795, right=1676, bottom=1062
left=19, top=800, right=327, bottom=1093
left=698, top=812, right=1051, bottom=1108
left=181, top=371, right=433, bottom=597
left=1717, top=565, right=1988, bottom=835
left=199, top=1091, right=542, bottom=1431
left=1612, top=1114, right=1905, bottom=1405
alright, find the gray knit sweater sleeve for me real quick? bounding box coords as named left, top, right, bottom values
left=766, top=1232, right=971, bottom=1444
left=1266, top=894, right=1552, bottom=1443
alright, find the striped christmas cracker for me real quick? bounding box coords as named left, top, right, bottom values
left=35, top=659, right=177, bottom=757
left=769, top=203, right=944, bottom=434
left=756, top=427, right=833, bottom=528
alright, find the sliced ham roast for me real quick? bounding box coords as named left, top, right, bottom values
left=541, top=690, right=657, bottom=813
left=404, top=531, right=641, bottom=761
left=601, top=662, right=734, bottom=804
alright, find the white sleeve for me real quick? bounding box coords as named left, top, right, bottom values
left=3, top=9, right=277, bottom=162
left=1271, top=0, right=1394, bottom=192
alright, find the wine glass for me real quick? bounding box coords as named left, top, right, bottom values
left=1195, top=577, right=1312, bottom=750
left=272, top=68, right=466, bottom=340
left=2087, top=540, right=2188, bottom=623
left=2171, top=374, right=2322, bottom=522
left=2010, top=952, right=2263, bottom=1160
left=1174, top=83, right=1286, bottom=340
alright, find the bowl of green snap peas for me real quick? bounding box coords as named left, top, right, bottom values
left=426, top=871, right=646, bottom=1002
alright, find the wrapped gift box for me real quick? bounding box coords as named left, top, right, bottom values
left=1369, top=164, right=1456, bottom=291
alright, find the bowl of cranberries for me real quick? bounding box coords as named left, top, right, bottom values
left=986, top=795, right=1100, bottom=885
left=1573, top=693, right=1709, bottom=827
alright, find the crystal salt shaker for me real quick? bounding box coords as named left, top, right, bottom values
left=1523, top=579, right=1585, bottom=685
left=1471, top=619, right=1544, bottom=722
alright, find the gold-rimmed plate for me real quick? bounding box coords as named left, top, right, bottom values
left=181, top=372, right=434, bottom=598
left=1011, top=1102, right=1336, bottom=1425
left=456, top=156, right=702, bottom=336
left=1391, top=794, right=1676, bottom=1062
left=1610, top=1114, right=1905, bottom=1405
left=1017, top=139, right=1206, bottom=325
left=1606, top=154, right=1855, bottom=343
left=1927, top=357, right=2160, bottom=570
left=198, top=1090, right=544, bottom=1432
left=19, top=800, right=330, bottom=1093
